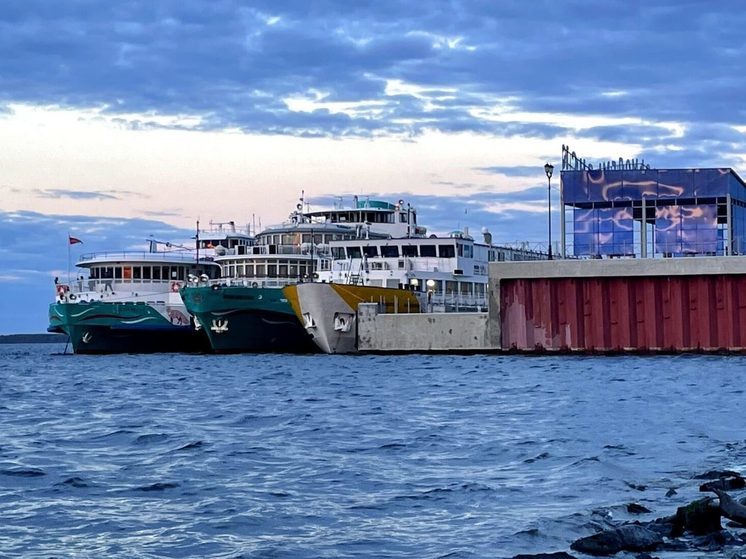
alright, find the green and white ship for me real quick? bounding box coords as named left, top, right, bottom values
left=48, top=225, right=253, bottom=354
left=181, top=195, right=421, bottom=352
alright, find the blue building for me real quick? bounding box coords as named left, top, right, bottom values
left=560, top=158, right=746, bottom=258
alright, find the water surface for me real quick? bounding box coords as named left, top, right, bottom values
left=1, top=344, right=744, bottom=557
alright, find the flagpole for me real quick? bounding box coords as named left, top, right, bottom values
left=67, top=233, right=71, bottom=285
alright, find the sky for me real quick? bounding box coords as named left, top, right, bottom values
left=2, top=0, right=746, bottom=333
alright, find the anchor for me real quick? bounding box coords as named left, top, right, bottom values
left=333, top=313, right=354, bottom=332
left=81, top=332, right=92, bottom=344
left=210, top=318, right=229, bottom=333
left=303, top=313, right=317, bottom=329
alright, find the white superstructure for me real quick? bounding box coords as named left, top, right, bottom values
left=316, top=229, right=545, bottom=312
left=205, top=196, right=423, bottom=287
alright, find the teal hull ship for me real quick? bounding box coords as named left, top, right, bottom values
left=48, top=300, right=211, bottom=354
left=47, top=225, right=253, bottom=354
left=180, top=285, right=318, bottom=353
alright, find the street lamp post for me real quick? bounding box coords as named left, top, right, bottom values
left=544, top=163, right=554, bottom=260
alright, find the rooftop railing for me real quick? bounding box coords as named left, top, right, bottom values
left=77, top=251, right=201, bottom=263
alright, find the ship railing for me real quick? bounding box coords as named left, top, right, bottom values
left=218, top=244, right=332, bottom=257
left=186, top=277, right=304, bottom=289
left=57, top=278, right=179, bottom=295
left=54, top=279, right=177, bottom=304
left=77, top=251, right=198, bottom=263
left=372, top=292, right=488, bottom=314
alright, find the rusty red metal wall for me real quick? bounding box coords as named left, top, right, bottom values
left=500, top=274, right=746, bottom=352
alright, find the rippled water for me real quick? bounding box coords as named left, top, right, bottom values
left=1, top=344, right=744, bottom=558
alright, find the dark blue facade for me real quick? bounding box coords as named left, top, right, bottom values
left=561, top=168, right=746, bottom=257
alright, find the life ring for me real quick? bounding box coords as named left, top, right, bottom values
left=251, top=282, right=258, bottom=288
left=69, top=293, right=77, bottom=301
left=171, top=281, right=181, bottom=293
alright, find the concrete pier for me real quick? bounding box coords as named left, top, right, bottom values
left=357, top=303, right=492, bottom=353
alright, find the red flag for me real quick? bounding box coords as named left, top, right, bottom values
left=69, top=236, right=83, bottom=245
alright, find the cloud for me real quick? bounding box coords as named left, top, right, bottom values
left=476, top=166, right=546, bottom=177
left=3, top=186, right=151, bottom=202
left=32, top=189, right=117, bottom=201
left=2, top=0, right=745, bottom=146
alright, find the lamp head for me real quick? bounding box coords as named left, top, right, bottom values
left=544, top=162, right=554, bottom=179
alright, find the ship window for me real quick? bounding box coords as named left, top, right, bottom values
left=255, top=264, right=266, bottom=277
left=362, top=246, right=378, bottom=257
left=245, top=264, right=254, bottom=278
left=445, top=280, right=458, bottom=293
left=133, top=267, right=141, bottom=280
left=420, top=245, right=436, bottom=257
left=282, top=234, right=295, bottom=245
left=123, top=266, right=132, bottom=280
left=380, top=245, right=399, bottom=257
left=143, top=267, right=151, bottom=280
left=457, top=244, right=464, bottom=257
left=279, top=263, right=288, bottom=276
left=439, top=245, right=455, bottom=258
left=488, top=250, right=496, bottom=262
left=460, top=282, right=471, bottom=294
left=289, top=263, right=298, bottom=277
left=402, top=245, right=418, bottom=257
left=464, top=244, right=473, bottom=258
left=313, top=234, right=323, bottom=244
left=267, top=264, right=277, bottom=277
left=347, top=246, right=362, bottom=259
left=400, top=213, right=407, bottom=223
left=115, top=267, right=122, bottom=279
left=152, top=267, right=160, bottom=280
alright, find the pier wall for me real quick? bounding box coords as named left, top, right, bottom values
left=357, top=304, right=492, bottom=352
left=489, top=257, right=746, bottom=352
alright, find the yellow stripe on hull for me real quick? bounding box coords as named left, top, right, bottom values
left=329, top=284, right=421, bottom=314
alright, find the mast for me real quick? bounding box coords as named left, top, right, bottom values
left=195, top=219, right=200, bottom=270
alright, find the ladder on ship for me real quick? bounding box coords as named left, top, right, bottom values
left=344, top=259, right=365, bottom=285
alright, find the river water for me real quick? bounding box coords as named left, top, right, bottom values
left=0, top=344, right=744, bottom=558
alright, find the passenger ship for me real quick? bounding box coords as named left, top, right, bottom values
left=180, top=196, right=422, bottom=353
left=48, top=224, right=253, bottom=354
left=284, top=228, right=545, bottom=353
